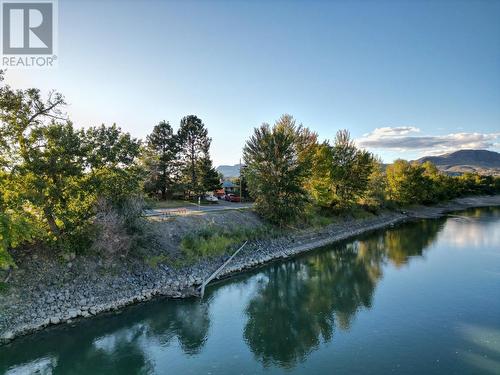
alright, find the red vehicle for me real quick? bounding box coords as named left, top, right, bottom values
left=225, top=193, right=241, bottom=202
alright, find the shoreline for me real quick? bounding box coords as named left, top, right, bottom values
left=1, top=195, right=500, bottom=345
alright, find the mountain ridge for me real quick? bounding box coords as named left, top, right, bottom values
left=416, top=149, right=500, bottom=176
left=216, top=164, right=242, bottom=178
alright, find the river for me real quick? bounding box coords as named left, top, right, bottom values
left=1, top=207, right=499, bottom=374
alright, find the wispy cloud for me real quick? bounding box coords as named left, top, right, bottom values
left=362, top=126, right=420, bottom=137
left=357, top=126, right=500, bottom=155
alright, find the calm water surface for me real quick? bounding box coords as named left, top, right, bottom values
left=1, top=207, right=500, bottom=374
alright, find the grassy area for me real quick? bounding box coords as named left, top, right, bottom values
left=302, top=208, right=337, bottom=228
left=174, top=204, right=377, bottom=265
left=349, top=206, right=377, bottom=220
left=301, top=205, right=376, bottom=226
left=180, top=225, right=281, bottom=262
left=144, top=254, right=170, bottom=268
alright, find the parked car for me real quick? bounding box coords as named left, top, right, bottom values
left=215, top=189, right=226, bottom=199
left=226, top=193, right=241, bottom=202
left=204, top=195, right=218, bottom=202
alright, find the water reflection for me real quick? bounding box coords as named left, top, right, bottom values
left=440, top=207, right=500, bottom=249
left=1, top=299, right=210, bottom=374
left=243, top=219, right=442, bottom=368
left=3, top=210, right=497, bottom=374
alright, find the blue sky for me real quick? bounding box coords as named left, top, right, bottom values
left=7, top=0, right=500, bottom=165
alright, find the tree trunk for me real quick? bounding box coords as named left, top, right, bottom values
left=191, top=159, right=196, bottom=198
left=44, top=208, right=61, bottom=237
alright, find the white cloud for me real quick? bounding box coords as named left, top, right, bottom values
left=357, top=126, right=500, bottom=154
left=362, top=126, right=420, bottom=137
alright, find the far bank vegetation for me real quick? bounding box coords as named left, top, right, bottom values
left=1, top=72, right=499, bottom=269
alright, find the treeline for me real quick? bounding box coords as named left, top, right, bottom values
left=142, top=117, right=220, bottom=200
left=1, top=75, right=499, bottom=268
left=0, top=73, right=219, bottom=268
left=243, top=115, right=500, bottom=225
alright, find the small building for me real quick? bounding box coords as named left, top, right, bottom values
left=215, top=180, right=239, bottom=197
left=222, top=180, right=238, bottom=193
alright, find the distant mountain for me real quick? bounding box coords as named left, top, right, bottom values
left=416, top=149, right=500, bottom=176
left=216, top=164, right=242, bottom=178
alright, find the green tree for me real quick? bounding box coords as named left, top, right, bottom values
left=19, top=121, right=86, bottom=236
left=456, top=172, right=497, bottom=196
left=197, top=137, right=221, bottom=193
left=77, top=125, right=144, bottom=258
left=331, top=130, right=373, bottom=206
left=361, top=156, right=387, bottom=208
left=385, top=159, right=427, bottom=204
left=310, top=130, right=373, bottom=209
left=177, top=115, right=209, bottom=198
left=0, top=71, right=145, bottom=259
left=81, top=124, right=144, bottom=209
left=420, top=161, right=452, bottom=202
left=0, top=171, right=43, bottom=269
left=82, top=123, right=141, bottom=169
left=143, top=121, right=179, bottom=200
left=307, top=142, right=334, bottom=207
left=233, top=166, right=251, bottom=199
left=494, top=177, right=500, bottom=193
left=244, top=115, right=312, bottom=225
left=0, top=71, right=79, bottom=238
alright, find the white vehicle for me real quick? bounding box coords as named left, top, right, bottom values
left=204, top=195, right=218, bottom=202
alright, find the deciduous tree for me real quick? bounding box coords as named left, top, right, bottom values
left=310, top=130, right=374, bottom=209
left=385, top=159, right=427, bottom=204
left=244, top=115, right=312, bottom=225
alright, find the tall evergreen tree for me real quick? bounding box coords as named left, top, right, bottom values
left=177, top=115, right=214, bottom=198
left=144, top=121, right=179, bottom=200
left=197, top=137, right=221, bottom=193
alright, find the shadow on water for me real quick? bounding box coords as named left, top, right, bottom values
left=2, top=208, right=499, bottom=373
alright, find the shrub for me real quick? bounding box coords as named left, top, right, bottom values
left=145, top=254, right=170, bottom=268
left=91, top=197, right=147, bottom=260
left=0, top=209, right=43, bottom=269
left=0, top=281, right=9, bottom=294
left=180, top=225, right=278, bottom=262
left=302, top=208, right=335, bottom=228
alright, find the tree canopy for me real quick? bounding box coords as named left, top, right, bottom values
left=244, top=115, right=315, bottom=225
left=0, top=72, right=144, bottom=266
left=143, top=121, right=179, bottom=200
left=1, top=69, right=499, bottom=268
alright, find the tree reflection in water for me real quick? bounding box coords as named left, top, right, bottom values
left=1, top=218, right=445, bottom=374
left=243, top=219, right=443, bottom=368
left=1, top=298, right=211, bottom=375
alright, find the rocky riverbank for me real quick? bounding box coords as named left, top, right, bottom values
left=1, top=195, right=500, bottom=345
